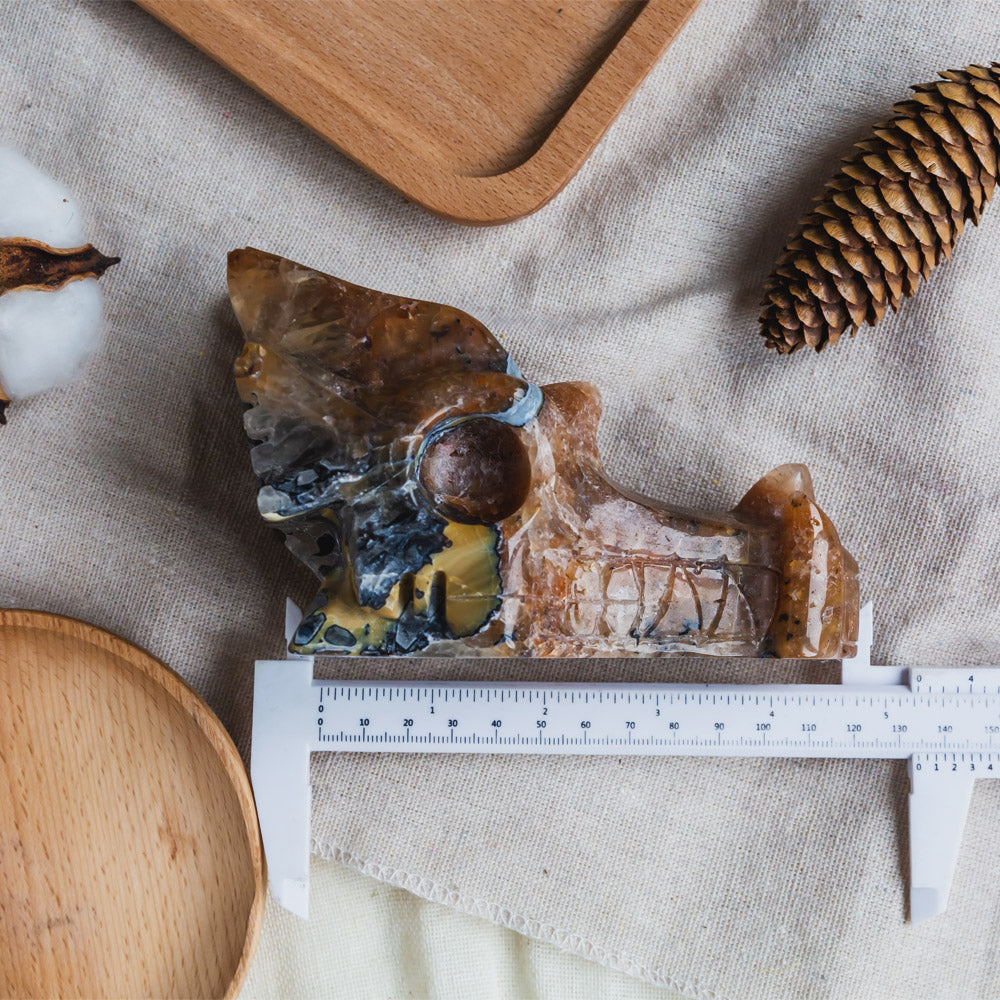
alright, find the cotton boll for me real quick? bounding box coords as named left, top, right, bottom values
left=0, top=145, right=118, bottom=418
left=0, top=280, right=105, bottom=398
left=0, top=146, right=84, bottom=247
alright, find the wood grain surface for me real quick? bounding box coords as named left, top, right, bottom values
left=135, top=0, right=701, bottom=224
left=0, top=610, right=264, bottom=999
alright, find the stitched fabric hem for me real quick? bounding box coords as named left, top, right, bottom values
left=312, top=839, right=733, bottom=1000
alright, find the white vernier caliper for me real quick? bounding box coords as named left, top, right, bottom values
left=252, top=602, right=1000, bottom=922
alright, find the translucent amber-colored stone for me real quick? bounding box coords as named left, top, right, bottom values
left=229, top=248, right=859, bottom=659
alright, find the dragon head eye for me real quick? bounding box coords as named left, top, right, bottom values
left=418, top=417, right=531, bottom=524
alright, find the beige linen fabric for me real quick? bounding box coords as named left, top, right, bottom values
left=244, top=855, right=689, bottom=999
left=4, top=1, right=1000, bottom=997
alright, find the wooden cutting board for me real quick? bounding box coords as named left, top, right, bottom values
left=135, top=0, right=700, bottom=224
left=0, top=611, right=264, bottom=999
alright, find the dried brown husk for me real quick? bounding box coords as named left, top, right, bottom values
left=0, top=238, right=119, bottom=297
left=760, top=62, right=1000, bottom=353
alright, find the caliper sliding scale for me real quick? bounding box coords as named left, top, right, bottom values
left=252, top=602, right=1000, bottom=922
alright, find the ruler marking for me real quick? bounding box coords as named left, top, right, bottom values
left=305, top=677, right=1000, bottom=758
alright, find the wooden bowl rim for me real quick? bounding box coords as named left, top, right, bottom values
left=0, top=608, right=266, bottom=999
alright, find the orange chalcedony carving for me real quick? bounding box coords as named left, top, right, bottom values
left=229, top=248, right=858, bottom=658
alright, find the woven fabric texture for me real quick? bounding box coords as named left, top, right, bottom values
left=3, top=2, right=1000, bottom=998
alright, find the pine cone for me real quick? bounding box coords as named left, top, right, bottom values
left=760, top=63, right=1000, bottom=354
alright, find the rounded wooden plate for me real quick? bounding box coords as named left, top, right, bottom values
left=0, top=610, right=264, bottom=999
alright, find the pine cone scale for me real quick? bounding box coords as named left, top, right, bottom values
left=886, top=146, right=922, bottom=173
left=879, top=181, right=922, bottom=216
left=826, top=217, right=867, bottom=249
left=814, top=280, right=842, bottom=305
left=819, top=299, right=847, bottom=326
left=922, top=111, right=968, bottom=147
left=871, top=242, right=906, bottom=275
left=844, top=207, right=883, bottom=244
left=841, top=246, right=878, bottom=278
left=937, top=81, right=979, bottom=108
left=876, top=212, right=914, bottom=246
left=970, top=88, right=1000, bottom=116
left=953, top=105, right=994, bottom=144
left=882, top=267, right=905, bottom=304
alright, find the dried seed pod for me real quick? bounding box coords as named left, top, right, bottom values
left=761, top=63, right=1000, bottom=353
left=0, top=239, right=118, bottom=297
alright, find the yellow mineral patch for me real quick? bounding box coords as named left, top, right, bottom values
left=304, top=521, right=501, bottom=652
left=412, top=522, right=501, bottom=637
left=310, top=568, right=400, bottom=651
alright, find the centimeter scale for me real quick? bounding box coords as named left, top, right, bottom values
left=252, top=603, right=1000, bottom=922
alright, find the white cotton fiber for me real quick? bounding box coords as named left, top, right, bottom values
left=0, top=280, right=106, bottom=398
left=0, top=145, right=112, bottom=402
left=0, top=145, right=84, bottom=247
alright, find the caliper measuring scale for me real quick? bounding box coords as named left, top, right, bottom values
left=252, top=603, right=1000, bottom=922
